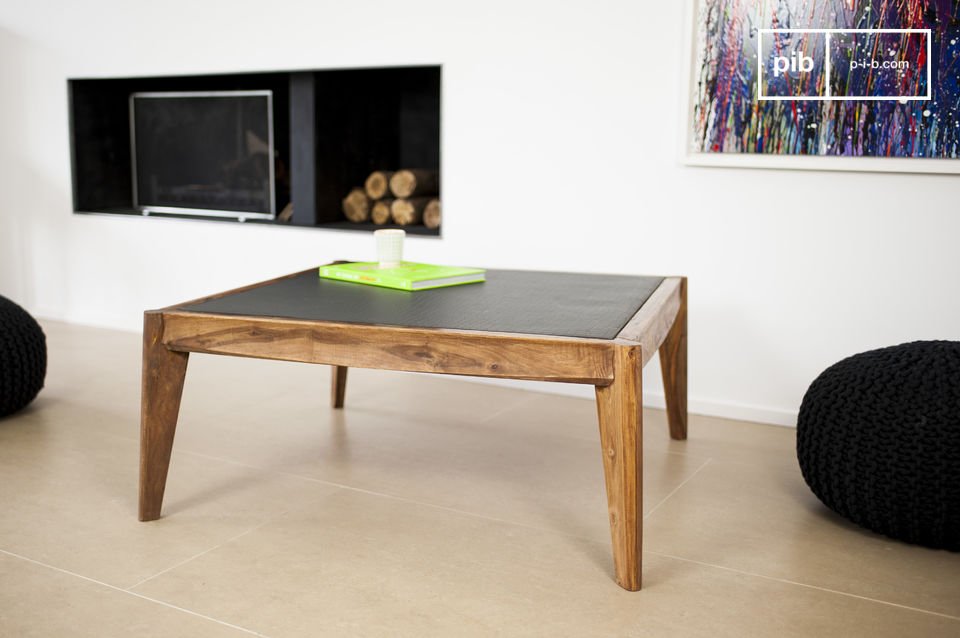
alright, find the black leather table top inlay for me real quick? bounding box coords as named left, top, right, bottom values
left=177, top=269, right=664, bottom=340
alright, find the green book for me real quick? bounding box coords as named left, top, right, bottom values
left=318, top=262, right=485, bottom=291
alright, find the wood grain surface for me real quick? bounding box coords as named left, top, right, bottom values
left=594, top=343, right=643, bottom=590
left=616, top=277, right=683, bottom=365
left=139, top=312, right=189, bottom=521
left=160, top=312, right=616, bottom=385
left=659, top=278, right=687, bottom=440
left=331, top=365, right=348, bottom=408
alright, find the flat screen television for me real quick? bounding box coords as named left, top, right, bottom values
left=130, top=90, right=276, bottom=220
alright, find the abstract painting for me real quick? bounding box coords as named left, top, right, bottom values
left=690, top=0, right=960, bottom=166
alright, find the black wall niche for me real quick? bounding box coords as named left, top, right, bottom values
left=68, top=66, right=441, bottom=236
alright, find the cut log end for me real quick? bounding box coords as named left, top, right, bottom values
left=390, top=197, right=430, bottom=225
left=364, top=170, right=395, bottom=200
left=371, top=199, right=394, bottom=225
left=389, top=169, right=439, bottom=198
left=342, top=188, right=371, bottom=223
left=424, top=198, right=441, bottom=229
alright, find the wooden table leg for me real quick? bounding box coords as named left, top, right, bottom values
left=331, top=366, right=348, bottom=409
left=659, top=277, right=687, bottom=440
left=595, top=344, right=643, bottom=591
left=139, top=313, right=189, bottom=522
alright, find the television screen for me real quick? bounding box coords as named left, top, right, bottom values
left=131, top=91, right=275, bottom=219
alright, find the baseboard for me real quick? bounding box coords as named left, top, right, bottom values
left=32, top=307, right=69, bottom=324
left=455, top=376, right=798, bottom=428
left=34, top=310, right=140, bottom=334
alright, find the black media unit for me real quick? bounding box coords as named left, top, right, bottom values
left=68, top=66, right=441, bottom=236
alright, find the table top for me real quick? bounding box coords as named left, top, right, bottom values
left=175, top=268, right=664, bottom=340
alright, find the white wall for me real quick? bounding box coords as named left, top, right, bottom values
left=1, top=0, right=958, bottom=426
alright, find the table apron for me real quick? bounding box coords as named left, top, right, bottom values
left=158, top=312, right=619, bottom=385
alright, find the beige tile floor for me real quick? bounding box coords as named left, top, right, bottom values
left=0, top=321, right=957, bottom=637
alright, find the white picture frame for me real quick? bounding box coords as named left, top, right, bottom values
left=680, top=0, right=960, bottom=174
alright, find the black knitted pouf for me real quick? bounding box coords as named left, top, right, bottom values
left=797, top=341, right=960, bottom=550
left=0, top=295, right=47, bottom=417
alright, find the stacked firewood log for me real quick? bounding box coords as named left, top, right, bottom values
left=342, top=169, right=441, bottom=229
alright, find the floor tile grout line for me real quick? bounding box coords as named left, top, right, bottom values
left=133, top=455, right=960, bottom=632
left=4, top=518, right=953, bottom=630
left=0, top=548, right=273, bottom=637
left=26, top=410, right=711, bottom=465
left=261, top=461, right=960, bottom=623
left=168, top=447, right=616, bottom=545
left=6, top=450, right=953, bottom=625
left=271, top=472, right=607, bottom=543
left=643, top=458, right=712, bottom=520
left=647, top=550, right=960, bottom=622
left=125, top=514, right=283, bottom=591
left=82, top=391, right=712, bottom=464
left=160, top=444, right=960, bottom=622
left=473, top=392, right=540, bottom=425
left=172, top=446, right=712, bottom=547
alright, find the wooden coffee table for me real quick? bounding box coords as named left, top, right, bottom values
left=139, top=266, right=687, bottom=591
